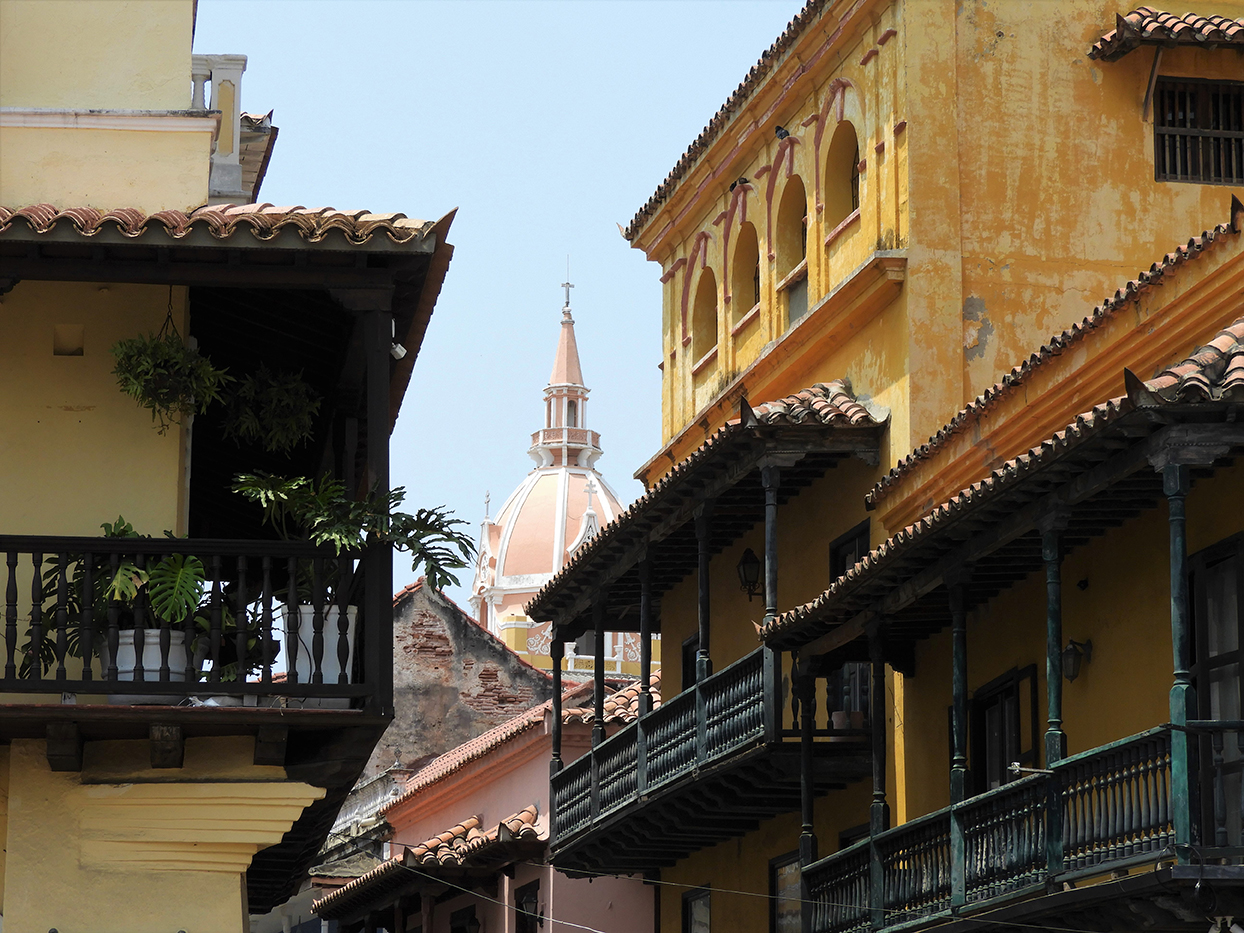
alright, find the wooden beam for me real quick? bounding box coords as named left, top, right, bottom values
left=150, top=723, right=184, bottom=769
left=46, top=722, right=82, bottom=771
left=254, top=725, right=289, bottom=767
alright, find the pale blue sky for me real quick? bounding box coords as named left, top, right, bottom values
left=193, top=0, right=804, bottom=603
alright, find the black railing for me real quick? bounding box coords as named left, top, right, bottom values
left=0, top=534, right=383, bottom=705
left=552, top=646, right=783, bottom=841
left=805, top=727, right=1178, bottom=933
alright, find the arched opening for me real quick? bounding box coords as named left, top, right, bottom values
left=566, top=399, right=578, bottom=427
left=730, top=222, right=760, bottom=329
left=825, top=121, right=860, bottom=228
left=776, top=176, right=808, bottom=279
left=691, top=267, right=718, bottom=364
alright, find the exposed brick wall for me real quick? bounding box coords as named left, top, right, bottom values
left=360, top=583, right=553, bottom=781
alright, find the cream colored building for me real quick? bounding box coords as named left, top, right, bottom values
left=0, top=2, right=453, bottom=930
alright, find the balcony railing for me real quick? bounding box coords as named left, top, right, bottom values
left=805, top=727, right=1183, bottom=933
left=0, top=534, right=383, bottom=706
left=552, top=647, right=876, bottom=866
left=531, top=427, right=601, bottom=449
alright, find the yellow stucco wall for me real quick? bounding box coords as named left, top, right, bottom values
left=640, top=0, right=1244, bottom=471
left=2, top=737, right=323, bottom=933
left=0, top=0, right=194, bottom=111
left=0, top=280, right=190, bottom=536
left=0, top=124, right=214, bottom=213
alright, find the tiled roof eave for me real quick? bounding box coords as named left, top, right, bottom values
left=1089, top=7, right=1244, bottom=61
left=526, top=386, right=888, bottom=623
left=0, top=203, right=437, bottom=253
left=866, top=206, right=1242, bottom=511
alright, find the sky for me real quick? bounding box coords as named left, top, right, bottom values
left=192, top=0, right=805, bottom=604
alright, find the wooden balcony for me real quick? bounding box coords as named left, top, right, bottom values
left=0, top=532, right=394, bottom=912
left=550, top=647, right=873, bottom=874
left=806, top=724, right=1244, bottom=933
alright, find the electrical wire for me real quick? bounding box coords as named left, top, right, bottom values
left=516, top=858, right=1149, bottom=933
left=395, top=862, right=613, bottom=933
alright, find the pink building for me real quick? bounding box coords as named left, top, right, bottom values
left=313, top=675, right=661, bottom=932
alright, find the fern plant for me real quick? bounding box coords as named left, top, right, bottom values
left=222, top=365, right=322, bottom=454
left=111, top=333, right=231, bottom=434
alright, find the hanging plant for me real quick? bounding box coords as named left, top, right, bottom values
left=111, top=295, right=230, bottom=434
left=222, top=364, right=322, bottom=455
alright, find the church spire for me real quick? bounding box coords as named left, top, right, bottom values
left=529, top=280, right=602, bottom=469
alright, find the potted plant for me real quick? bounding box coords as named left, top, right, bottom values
left=231, top=472, right=475, bottom=698
left=222, top=364, right=322, bottom=454
left=111, top=322, right=230, bottom=434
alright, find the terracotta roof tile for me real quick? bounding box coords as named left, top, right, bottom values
left=313, top=806, right=543, bottom=917
left=0, top=202, right=433, bottom=247
left=624, top=0, right=825, bottom=241
left=753, top=381, right=880, bottom=426
left=866, top=200, right=1242, bottom=511
left=563, top=671, right=662, bottom=724
left=1090, top=7, right=1244, bottom=61
left=766, top=313, right=1244, bottom=647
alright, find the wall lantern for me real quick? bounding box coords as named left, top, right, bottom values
left=737, top=548, right=763, bottom=601
left=518, top=888, right=544, bottom=928
left=1063, top=639, right=1093, bottom=682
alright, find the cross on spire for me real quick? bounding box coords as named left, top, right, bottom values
left=583, top=477, right=598, bottom=512
left=561, top=279, right=574, bottom=309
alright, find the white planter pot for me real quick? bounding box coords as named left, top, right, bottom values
left=280, top=605, right=357, bottom=708
left=106, top=629, right=188, bottom=705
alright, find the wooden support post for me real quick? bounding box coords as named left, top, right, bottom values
left=550, top=635, right=564, bottom=776
left=592, top=598, right=606, bottom=747
left=868, top=627, right=888, bottom=930
left=762, top=464, right=780, bottom=625
left=948, top=577, right=969, bottom=804
left=638, top=557, right=653, bottom=717
left=1164, top=463, right=1197, bottom=852
left=1041, top=511, right=1069, bottom=765
left=363, top=307, right=394, bottom=717
left=695, top=501, right=714, bottom=681
left=798, top=668, right=818, bottom=867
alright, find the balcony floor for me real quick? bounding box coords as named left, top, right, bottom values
left=553, top=739, right=871, bottom=874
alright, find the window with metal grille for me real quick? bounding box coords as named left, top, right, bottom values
left=1154, top=78, right=1244, bottom=185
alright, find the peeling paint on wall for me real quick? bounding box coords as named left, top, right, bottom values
left=963, top=296, right=994, bottom=361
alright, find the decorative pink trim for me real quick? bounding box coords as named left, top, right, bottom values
left=894, top=120, right=907, bottom=135
left=754, top=164, right=772, bottom=178
left=657, top=361, right=665, bottom=372
left=691, top=345, right=718, bottom=376
left=660, top=256, right=686, bottom=284
left=731, top=303, right=761, bottom=336
left=824, top=208, right=860, bottom=246
left=878, top=28, right=897, bottom=45
left=682, top=334, right=692, bottom=347
left=860, top=48, right=878, bottom=65
left=857, top=159, right=867, bottom=174
left=874, top=140, right=885, bottom=155
left=801, top=114, right=819, bottom=128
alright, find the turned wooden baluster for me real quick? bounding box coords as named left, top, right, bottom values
left=235, top=555, right=249, bottom=684
left=311, top=557, right=324, bottom=684
left=1213, top=731, right=1228, bottom=846
left=81, top=553, right=95, bottom=681
left=4, top=551, right=17, bottom=680
left=106, top=553, right=120, bottom=682
left=208, top=555, right=223, bottom=683
left=286, top=556, right=299, bottom=684
left=29, top=551, right=43, bottom=681
left=260, top=556, right=273, bottom=685
left=54, top=552, right=68, bottom=681
left=336, top=557, right=351, bottom=684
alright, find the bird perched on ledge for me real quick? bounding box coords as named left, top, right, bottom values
left=774, top=125, right=790, bottom=140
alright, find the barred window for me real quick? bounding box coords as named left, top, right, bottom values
left=1154, top=78, right=1244, bottom=185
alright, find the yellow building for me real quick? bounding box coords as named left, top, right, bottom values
left=0, top=2, right=453, bottom=930
left=526, top=3, right=1244, bottom=932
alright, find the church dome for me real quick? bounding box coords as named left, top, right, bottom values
left=469, top=289, right=629, bottom=655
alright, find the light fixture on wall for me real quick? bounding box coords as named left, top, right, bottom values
left=1063, top=639, right=1093, bottom=682
left=737, top=548, right=763, bottom=601
left=518, top=887, right=544, bottom=928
